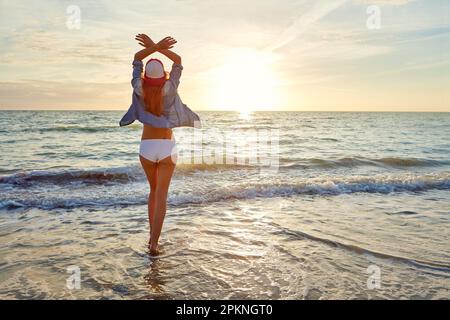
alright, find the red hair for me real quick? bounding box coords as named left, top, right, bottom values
left=141, top=80, right=165, bottom=116
left=141, top=59, right=168, bottom=116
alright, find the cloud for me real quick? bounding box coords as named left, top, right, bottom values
left=0, top=0, right=448, bottom=110
left=266, top=0, right=349, bottom=51
left=265, top=0, right=417, bottom=52
left=0, top=80, right=130, bottom=109
left=352, top=0, right=415, bottom=5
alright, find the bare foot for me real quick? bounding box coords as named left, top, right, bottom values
left=149, top=245, right=160, bottom=256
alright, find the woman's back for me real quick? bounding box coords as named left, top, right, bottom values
left=142, top=125, right=173, bottom=140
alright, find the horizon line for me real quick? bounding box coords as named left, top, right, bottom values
left=0, top=108, right=449, bottom=113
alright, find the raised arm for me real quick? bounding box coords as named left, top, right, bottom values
left=135, top=34, right=181, bottom=64
left=134, top=36, right=177, bottom=61
left=159, top=49, right=181, bottom=65
left=134, top=45, right=158, bottom=62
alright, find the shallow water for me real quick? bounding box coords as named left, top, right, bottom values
left=0, top=111, right=449, bottom=299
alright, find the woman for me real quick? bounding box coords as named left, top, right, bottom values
left=120, top=34, right=200, bottom=256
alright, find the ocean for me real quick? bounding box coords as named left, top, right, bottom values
left=0, top=110, right=449, bottom=299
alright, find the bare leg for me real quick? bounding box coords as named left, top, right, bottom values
left=139, top=156, right=157, bottom=245
left=148, top=191, right=157, bottom=236
left=149, top=156, right=176, bottom=255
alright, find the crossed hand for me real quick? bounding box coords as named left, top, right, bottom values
left=135, top=34, right=177, bottom=50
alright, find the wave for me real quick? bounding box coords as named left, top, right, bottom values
left=0, top=163, right=251, bottom=186
left=1, top=173, right=449, bottom=210
left=0, top=167, right=142, bottom=186
left=7, top=124, right=142, bottom=134
left=2, top=156, right=448, bottom=187
left=41, top=126, right=119, bottom=133
left=274, top=224, right=450, bottom=273
left=169, top=174, right=450, bottom=204
left=371, top=157, right=447, bottom=167
left=284, top=157, right=450, bottom=169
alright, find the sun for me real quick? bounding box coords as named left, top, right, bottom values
left=209, top=48, right=281, bottom=112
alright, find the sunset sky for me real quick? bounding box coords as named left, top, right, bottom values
left=0, top=0, right=449, bottom=111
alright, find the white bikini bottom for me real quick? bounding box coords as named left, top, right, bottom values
left=139, top=139, right=177, bottom=163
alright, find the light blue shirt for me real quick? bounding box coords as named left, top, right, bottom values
left=119, top=60, right=200, bottom=128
